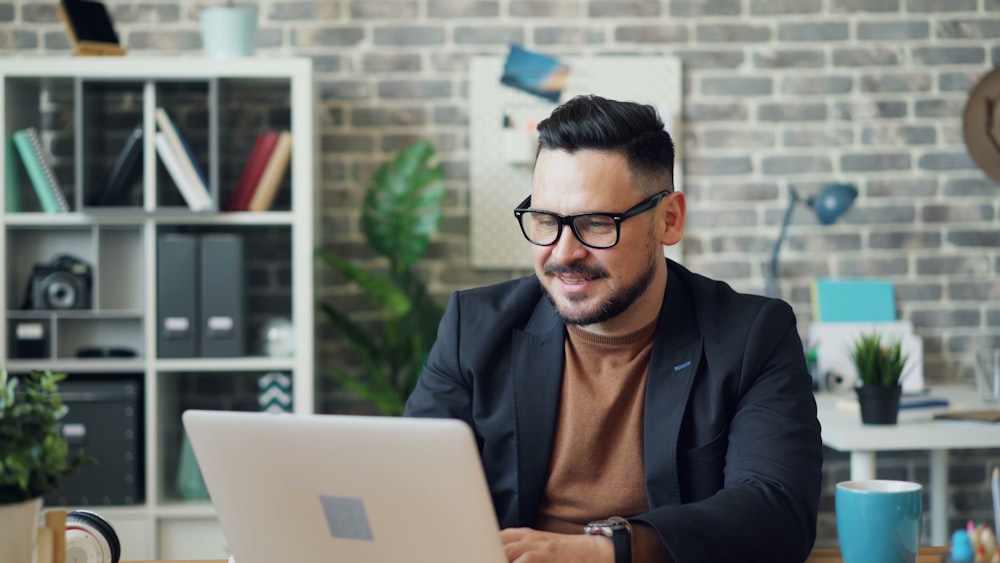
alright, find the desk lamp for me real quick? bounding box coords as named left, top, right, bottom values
left=766, top=182, right=858, bottom=298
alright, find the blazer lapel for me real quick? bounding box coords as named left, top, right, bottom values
left=643, top=266, right=704, bottom=507
left=512, top=297, right=565, bottom=526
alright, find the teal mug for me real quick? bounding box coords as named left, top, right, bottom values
left=836, top=480, right=923, bottom=563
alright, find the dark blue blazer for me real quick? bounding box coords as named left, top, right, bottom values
left=405, top=259, right=823, bottom=563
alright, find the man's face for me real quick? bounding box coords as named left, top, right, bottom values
left=529, top=149, right=664, bottom=328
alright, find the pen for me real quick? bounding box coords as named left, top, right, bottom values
left=992, top=466, right=1000, bottom=539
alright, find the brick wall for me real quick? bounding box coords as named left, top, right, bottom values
left=3, top=0, right=999, bottom=548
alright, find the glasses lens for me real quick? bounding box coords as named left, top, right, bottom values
left=521, top=211, right=560, bottom=245
left=572, top=214, right=618, bottom=248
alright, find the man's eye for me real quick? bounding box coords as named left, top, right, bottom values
left=581, top=217, right=615, bottom=232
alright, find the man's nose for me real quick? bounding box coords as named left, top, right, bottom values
left=550, top=224, right=588, bottom=262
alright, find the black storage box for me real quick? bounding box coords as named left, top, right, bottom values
left=45, top=376, right=145, bottom=506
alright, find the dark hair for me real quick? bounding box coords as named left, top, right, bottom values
left=535, top=94, right=675, bottom=194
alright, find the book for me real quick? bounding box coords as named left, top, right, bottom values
left=225, top=131, right=280, bottom=211
left=247, top=130, right=292, bottom=212
left=12, top=127, right=70, bottom=213
left=810, top=279, right=897, bottom=323
left=91, top=122, right=142, bottom=206
left=899, top=395, right=950, bottom=409
left=934, top=410, right=1000, bottom=423
left=6, top=137, right=21, bottom=212
left=155, top=107, right=212, bottom=208
left=154, top=132, right=212, bottom=212
left=834, top=394, right=950, bottom=412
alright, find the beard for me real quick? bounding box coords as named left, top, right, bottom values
left=541, top=252, right=658, bottom=326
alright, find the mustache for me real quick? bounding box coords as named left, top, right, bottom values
left=543, top=263, right=608, bottom=279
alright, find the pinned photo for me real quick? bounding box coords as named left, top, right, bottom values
left=499, top=45, right=569, bottom=103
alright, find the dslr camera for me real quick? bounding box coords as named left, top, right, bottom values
left=25, top=254, right=93, bottom=310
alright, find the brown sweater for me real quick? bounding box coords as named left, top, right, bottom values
left=535, top=318, right=671, bottom=562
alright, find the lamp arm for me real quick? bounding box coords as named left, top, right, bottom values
left=766, top=189, right=799, bottom=298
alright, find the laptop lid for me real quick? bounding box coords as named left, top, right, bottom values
left=182, top=410, right=507, bottom=563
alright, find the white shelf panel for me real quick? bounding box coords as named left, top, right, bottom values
left=3, top=210, right=296, bottom=226
left=154, top=357, right=298, bottom=372
left=153, top=501, right=217, bottom=519
left=4, top=359, right=146, bottom=372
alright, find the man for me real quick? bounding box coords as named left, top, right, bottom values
left=404, top=95, right=823, bottom=563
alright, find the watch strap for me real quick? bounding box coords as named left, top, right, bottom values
left=610, top=523, right=630, bottom=563
left=585, top=516, right=631, bottom=563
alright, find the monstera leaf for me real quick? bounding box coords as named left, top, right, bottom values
left=316, top=140, right=446, bottom=415
left=362, top=139, right=446, bottom=270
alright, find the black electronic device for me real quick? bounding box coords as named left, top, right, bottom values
left=76, top=346, right=137, bottom=358
left=23, top=254, right=93, bottom=310
left=57, top=0, right=127, bottom=56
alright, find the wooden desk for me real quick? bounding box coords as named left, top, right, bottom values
left=124, top=547, right=950, bottom=562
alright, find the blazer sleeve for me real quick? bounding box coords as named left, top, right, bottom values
left=633, top=299, right=823, bottom=563
left=404, top=291, right=474, bottom=423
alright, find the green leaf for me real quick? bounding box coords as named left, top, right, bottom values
left=363, top=140, right=446, bottom=269
left=850, top=332, right=908, bottom=387
left=0, top=369, right=94, bottom=503
left=315, top=249, right=411, bottom=316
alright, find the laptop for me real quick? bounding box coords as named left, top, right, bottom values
left=182, top=409, right=507, bottom=563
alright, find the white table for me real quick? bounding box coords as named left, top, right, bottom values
left=816, top=385, right=1000, bottom=546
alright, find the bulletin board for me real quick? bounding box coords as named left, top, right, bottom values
left=469, top=54, right=684, bottom=269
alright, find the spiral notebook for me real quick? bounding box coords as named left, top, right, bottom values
left=12, top=127, right=70, bottom=213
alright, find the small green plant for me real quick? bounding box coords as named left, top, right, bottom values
left=850, top=332, right=909, bottom=388
left=0, top=369, right=91, bottom=504
left=316, top=139, right=446, bottom=415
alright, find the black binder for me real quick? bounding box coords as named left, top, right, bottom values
left=156, top=233, right=198, bottom=357
left=199, top=233, right=245, bottom=357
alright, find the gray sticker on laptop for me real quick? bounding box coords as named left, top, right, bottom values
left=319, top=494, right=375, bottom=541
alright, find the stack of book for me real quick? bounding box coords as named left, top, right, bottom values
left=155, top=107, right=213, bottom=212
left=225, top=130, right=292, bottom=212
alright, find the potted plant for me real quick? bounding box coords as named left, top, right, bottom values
left=316, top=139, right=446, bottom=415
left=850, top=332, right=909, bottom=425
left=0, top=369, right=90, bottom=562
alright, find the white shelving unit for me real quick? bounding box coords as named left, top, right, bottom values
left=0, top=57, right=315, bottom=559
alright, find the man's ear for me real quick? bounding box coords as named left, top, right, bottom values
left=659, top=191, right=686, bottom=246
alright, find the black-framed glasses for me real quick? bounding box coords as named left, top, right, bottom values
left=513, top=191, right=670, bottom=249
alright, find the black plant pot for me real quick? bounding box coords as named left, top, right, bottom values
left=855, top=385, right=902, bottom=425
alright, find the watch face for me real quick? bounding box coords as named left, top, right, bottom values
left=585, top=517, right=629, bottom=536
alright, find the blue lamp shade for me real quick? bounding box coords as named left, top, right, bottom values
left=811, top=182, right=858, bottom=225
left=767, top=182, right=858, bottom=298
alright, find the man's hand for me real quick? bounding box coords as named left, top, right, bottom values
left=500, top=527, right=613, bottom=563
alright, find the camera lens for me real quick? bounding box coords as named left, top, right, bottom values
left=42, top=273, right=80, bottom=309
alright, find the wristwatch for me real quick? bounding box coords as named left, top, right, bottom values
left=584, top=516, right=632, bottom=563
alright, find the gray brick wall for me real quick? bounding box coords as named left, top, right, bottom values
left=4, top=0, right=999, bottom=548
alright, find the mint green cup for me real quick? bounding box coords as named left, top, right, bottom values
left=835, top=480, right=922, bottom=563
